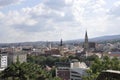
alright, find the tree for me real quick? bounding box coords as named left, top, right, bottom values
left=111, top=57, right=120, bottom=70
left=82, top=56, right=120, bottom=80
left=52, top=77, right=61, bottom=80
left=86, top=55, right=99, bottom=61
left=82, top=70, right=99, bottom=80
left=0, top=61, right=49, bottom=80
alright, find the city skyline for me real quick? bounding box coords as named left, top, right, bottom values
left=0, top=0, right=120, bottom=43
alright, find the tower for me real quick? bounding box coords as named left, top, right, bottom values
left=59, top=39, right=64, bottom=56
left=84, top=30, right=89, bottom=51
left=60, top=39, right=63, bottom=47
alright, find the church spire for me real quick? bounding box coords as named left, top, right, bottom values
left=84, top=30, right=89, bottom=51
left=85, top=30, right=88, bottom=43
left=59, top=38, right=64, bottom=56
left=60, top=38, right=63, bottom=46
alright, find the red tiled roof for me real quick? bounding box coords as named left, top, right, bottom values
left=109, top=53, right=120, bottom=57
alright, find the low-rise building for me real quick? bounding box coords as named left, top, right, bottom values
left=108, top=52, right=120, bottom=59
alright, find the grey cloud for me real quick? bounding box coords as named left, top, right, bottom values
left=54, top=11, right=75, bottom=22
left=30, top=4, right=75, bottom=23
left=1, top=0, right=120, bottom=43
left=0, top=0, right=22, bottom=7
left=108, top=6, right=120, bottom=17
left=44, top=0, right=66, bottom=10
left=12, top=19, right=55, bottom=32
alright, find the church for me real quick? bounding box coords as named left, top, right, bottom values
left=76, top=30, right=100, bottom=57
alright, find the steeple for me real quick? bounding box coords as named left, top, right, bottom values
left=60, top=39, right=63, bottom=46
left=85, top=30, right=88, bottom=43
left=59, top=38, right=64, bottom=56
left=84, top=30, right=89, bottom=51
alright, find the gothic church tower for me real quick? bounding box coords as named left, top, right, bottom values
left=84, top=30, right=89, bottom=51
left=59, top=39, right=64, bottom=56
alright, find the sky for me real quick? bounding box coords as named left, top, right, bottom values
left=0, top=0, right=120, bottom=43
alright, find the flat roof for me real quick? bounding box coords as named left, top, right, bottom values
left=104, top=70, right=120, bottom=74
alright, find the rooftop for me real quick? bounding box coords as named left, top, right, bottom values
left=104, top=70, right=120, bottom=74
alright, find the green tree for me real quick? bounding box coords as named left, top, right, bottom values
left=52, top=77, right=61, bottom=80
left=0, top=61, right=49, bottom=80
left=82, top=56, right=120, bottom=80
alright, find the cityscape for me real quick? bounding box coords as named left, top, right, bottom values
left=0, top=0, right=120, bottom=80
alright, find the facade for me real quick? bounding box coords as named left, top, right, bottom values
left=107, top=52, right=120, bottom=59
left=56, top=67, right=70, bottom=80
left=8, top=51, right=27, bottom=65
left=0, top=52, right=8, bottom=71
left=0, top=51, right=27, bottom=71
left=89, top=42, right=96, bottom=49
left=56, top=62, right=70, bottom=80
left=70, top=68, right=87, bottom=80
left=55, top=60, right=88, bottom=80
left=70, top=59, right=88, bottom=80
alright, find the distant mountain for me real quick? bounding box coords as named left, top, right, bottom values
left=65, top=35, right=120, bottom=43
left=90, top=35, right=120, bottom=42
left=0, top=35, right=120, bottom=47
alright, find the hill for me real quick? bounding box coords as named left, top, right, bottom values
left=90, top=35, right=120, bottom=42
left=0, top=34, right=120, bottom=47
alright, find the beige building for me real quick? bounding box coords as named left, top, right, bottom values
left=8, top=51, right=27, bottom=65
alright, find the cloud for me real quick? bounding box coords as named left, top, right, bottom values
left=44, top=0, right=67, bottom=10
left=108, top=1, right=120, bottom=17
left=0, top=0, right=120, bottom=43
left=114, top=0, right=120, bottom=7
left=0, top=0, right=24, bottom=7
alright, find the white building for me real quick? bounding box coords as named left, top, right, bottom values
left=70, top=59, right=89, bottom=80
left=0, top=53, right=8, bottom=71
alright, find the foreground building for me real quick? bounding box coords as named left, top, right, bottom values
left=55, top=59, right=88, bottom=80
left=70, top=59, right=89, bottom=80
left=0, top=50, right=27, bottom=71
left=0, top=52, right=8, bottom=71
left=56, top=62, right=70, bottom=80
left=96, top=70, right=120, bottom=80
left=8, top=51, right=27, bottom=65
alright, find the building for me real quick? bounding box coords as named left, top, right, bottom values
left=96, top=70, right=120, bottom=80
left=8, top=51, right=27, bottom=65
left=59, top=39, right=64, bottom=56
left=81, top=31, right=97, bottom=57
left=89, top=42, right=96, bottom=49
left=70, top=59, right=89, bottom=80
left=0, top=50, right=27, bottom=71
left=107, top=52, right=120, bottom=59
left=55, top=60, right=89, bottom=80
left=83, top=31, right=89, bottom=51
left=0, top=52, right=8, bottom=71
left=55, top=62, right=70, bottom=80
